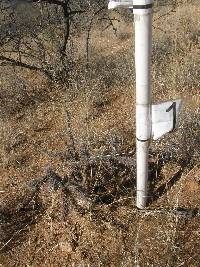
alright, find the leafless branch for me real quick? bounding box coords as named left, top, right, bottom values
left=0, top=55, right=53, bottom=79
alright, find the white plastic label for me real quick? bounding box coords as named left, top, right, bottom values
left=152, top=99, right=182, bottom=140
left=108, top=0, right=133, bottom=9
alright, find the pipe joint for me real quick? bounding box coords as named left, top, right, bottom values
left=133, top=0, right=153, bottom=14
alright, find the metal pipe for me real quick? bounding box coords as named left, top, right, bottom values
left=133, top=0, right=153, bottom=209
left=108, top=1, right=182, bottom=209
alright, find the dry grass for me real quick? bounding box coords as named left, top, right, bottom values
left=0, top=1, right=200, bottom=266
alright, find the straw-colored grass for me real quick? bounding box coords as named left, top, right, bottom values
left=0, top=1, right=199, bottom=266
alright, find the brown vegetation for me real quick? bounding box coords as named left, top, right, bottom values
left=0, top=1, right=199, bottom=266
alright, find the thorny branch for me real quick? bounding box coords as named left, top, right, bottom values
left=0, top=55, right=53, bottom=78
left=0, top=0, right=89, bottom=81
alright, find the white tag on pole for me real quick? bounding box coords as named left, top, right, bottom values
left=108, top=0, right=133, bottom=9
left=152, top=99, right=182, bottom=140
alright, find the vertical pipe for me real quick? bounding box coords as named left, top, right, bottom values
left=133, top=1, right=153, bottom=209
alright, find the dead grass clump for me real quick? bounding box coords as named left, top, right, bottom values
left=0, top=155, right=136, bottom=265
left=0, top=109, right=199, bottom=265
left=0, top=70, right=57, bottom=120
left=152, top=108, right=200, bottom=171
left=1, top=175, right=199, bottom=266
left=152, top=2, right=200, bottom=99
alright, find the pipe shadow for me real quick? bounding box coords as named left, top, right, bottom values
left=148, top=168, right=183, bottom=205
left=147, top=152, right=194, bottom=206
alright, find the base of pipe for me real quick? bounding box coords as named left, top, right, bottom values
left=136, top=192, right=148, bottom=209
